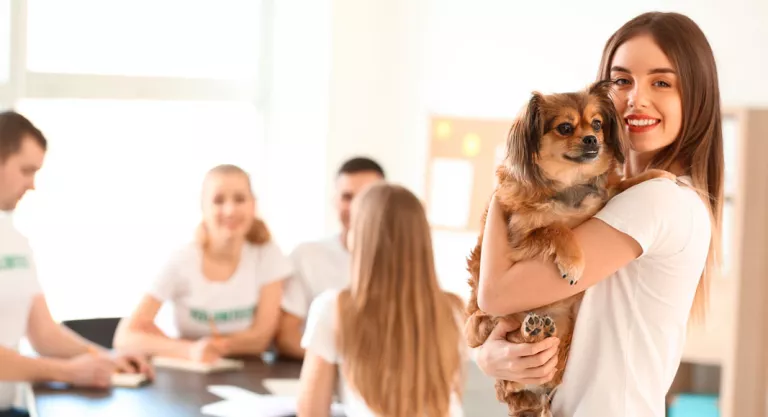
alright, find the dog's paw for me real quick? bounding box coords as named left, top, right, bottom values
left=543, top=316, right=557, bottom=338
left=521, top=313, right=544, bottom=340
left=554, top=255, right=584, bottom=286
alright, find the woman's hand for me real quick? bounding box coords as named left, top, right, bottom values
left=475, top=318, right=560, bottom=384
left=209, top=337, right=233, bottom=357
left=188, top=338, right=225, bottom=363
left=62, top=353, right=117, bottom=389
left=112, top=352, right=155, bottom=380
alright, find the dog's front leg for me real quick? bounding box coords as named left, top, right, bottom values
left=509, top=224, right=584, bottom=285
left=465, top=312, right=497, bottom=348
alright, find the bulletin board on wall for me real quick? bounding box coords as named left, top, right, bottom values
left=425, top=115, right=514, bottom=233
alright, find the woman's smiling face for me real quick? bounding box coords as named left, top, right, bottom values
left=609, top=34, right=683, bottom=156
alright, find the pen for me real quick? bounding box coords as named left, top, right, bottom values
left=209, top=318, right=220, bottom=338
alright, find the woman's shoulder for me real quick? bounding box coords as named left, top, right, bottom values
left=241, top=241, right=294, bottom=283
left=597, top=175, right=711, bottom=257
left=301, top=288, right=344, bottom=361
left=617, top=175, right=682, bottom=198
left=243, top=239, right=287, bottom=260
left=164, top=241, right=201, bottom=267
left=308, top=288, right=343, bottom=316
left=603, top=175, right=707, bottom=216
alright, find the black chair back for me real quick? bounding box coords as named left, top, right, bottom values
left=62, top=317, right=122, bottom=349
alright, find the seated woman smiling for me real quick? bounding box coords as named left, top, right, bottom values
left=114, top=164, right=293, bottom=363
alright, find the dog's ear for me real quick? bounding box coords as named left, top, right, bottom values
left=506, top=92, right=543, bottom=181
left=588, top=79, right=615, bottom=97
left=604, top=105, right=627, bottom=164
left=589, top=80, right=626, bottom=164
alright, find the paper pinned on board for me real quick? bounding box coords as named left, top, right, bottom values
left=428, top=158, right=474, bottom=229
left=201, top=385, right=344, bottom=417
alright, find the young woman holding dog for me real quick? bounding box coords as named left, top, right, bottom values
left=297, top=183, right=466, bottom=417
left=114, top=164, right=292, bottom=363
left=475, top=12, right=723, bottom=416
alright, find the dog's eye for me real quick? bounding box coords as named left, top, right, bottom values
left=556, top=123, right=574, bottom=136
left=591, top=120, right=602, bottom=132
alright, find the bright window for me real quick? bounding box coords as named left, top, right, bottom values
left=432, top=230, right=477, bottom=301
left=26, top=0, right=263, bottom=79
left=13, top=99, right=265, bottom=320
left=0, top=0, right=10, bottom=83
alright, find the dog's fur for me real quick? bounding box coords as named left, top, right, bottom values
left=465, top=80, right=675, bottom=416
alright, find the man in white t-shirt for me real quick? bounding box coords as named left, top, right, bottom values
left=275, top=157, right=385, bottom=359
left=0, top=112, right=153, bottom=417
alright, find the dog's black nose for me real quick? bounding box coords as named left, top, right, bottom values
left=582, top=135, right=598, bottom=146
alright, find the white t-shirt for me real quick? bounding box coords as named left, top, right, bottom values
left=0, top=213, right=43, bottom=409
left=301, top=289, right=465, bottom=417
left=149, top=241, right=293, bottom=340
left=550, top=176, right=711, bottom=417
left=281, top=236, right=349, bottom=320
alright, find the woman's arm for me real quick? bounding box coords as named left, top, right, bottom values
left=27, top=294, right=155, bottom=377
left=275, top=311, right=307, bottom=359
left=212, top=278, right=286, bottom=356
left=27, top=294, right=101, bottom=359
left=113, top=295, right=194, bottom=359
left=477, top=195, right=642, bottom=316
left=297, top=351, right=336, bottom=417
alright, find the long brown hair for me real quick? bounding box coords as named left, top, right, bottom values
left=337, top=183, right=464, bottom=417
left=195, top=164, right=271, bottom=246
left=597, top=12, right=724, bottom=320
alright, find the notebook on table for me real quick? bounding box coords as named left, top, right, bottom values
left=111, top=372, right=150, bottom=388
left=151, top=356, right=245, bottom=373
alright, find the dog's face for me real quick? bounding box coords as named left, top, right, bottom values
left=506, top=80, right=625, bottom=188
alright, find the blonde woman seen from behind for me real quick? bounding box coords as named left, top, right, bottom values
left=297, top=183, right=466, bottom=417
left=114, top=164, right=292, bottom=363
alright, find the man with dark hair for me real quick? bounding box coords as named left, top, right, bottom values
left=275, top=156, right=385, bottom=359
left=335, top=156, right=385, bottom=178
left=0, top=111, right=47, bottom=211
left=0, top=111, right=153, bottom=417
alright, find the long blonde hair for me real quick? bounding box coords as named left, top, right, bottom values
left=337, top=183, right=464, bottom=417
left=598, top=12, right=724, bottom=321
left=195, top=164, right=271, bottom=246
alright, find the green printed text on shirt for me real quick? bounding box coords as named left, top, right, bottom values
left=0, top=255, right=30, bottom=271
left=190, top=306, right=256, bottom=323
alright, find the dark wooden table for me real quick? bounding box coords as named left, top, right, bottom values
left=30, top=359, right=304, bottom=417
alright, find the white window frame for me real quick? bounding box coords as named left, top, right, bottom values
left=1, top=0, right=273, bottom=112
left=0, top=0, right=276, bottom=321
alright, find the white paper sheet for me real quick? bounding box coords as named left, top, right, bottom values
left=152, top=356, right=244, bottom=373
left=111, top=372, right=148, bottom=387
left=428, top=158, right=474, bottom=228
left=262, top=378, right=302, bottom=396
left=201, top=385, right=344, bottom=417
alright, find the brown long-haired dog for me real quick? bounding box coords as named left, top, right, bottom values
left=465, top=80, right=674, bottom=416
